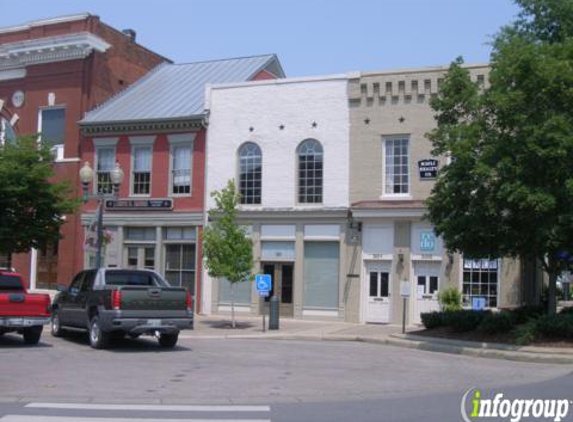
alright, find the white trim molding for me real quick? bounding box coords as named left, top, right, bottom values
left=167, top=133, right=196, bottom=145
left=92, top=137, right=119, bottom=147
left=0, top=32, right=110, bottom=70
left=0, top=13, right=91, bottom=34
left=129, top=135, right=155, bottom=146
left=0, top=68, right=26, bottom=81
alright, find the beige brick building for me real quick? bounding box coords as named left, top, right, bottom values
left=345, top=64, right=528, bottom=325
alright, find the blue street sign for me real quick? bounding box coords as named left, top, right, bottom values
left=255, top=274, right=272, bottom=294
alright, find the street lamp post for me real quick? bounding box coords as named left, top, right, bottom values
left=79, top=161, right=124, bottom=268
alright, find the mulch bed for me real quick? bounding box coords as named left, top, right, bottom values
left=411, top=327, right=573, bottom=348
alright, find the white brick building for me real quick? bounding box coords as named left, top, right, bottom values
left=203, top=75, right=352, bottom=320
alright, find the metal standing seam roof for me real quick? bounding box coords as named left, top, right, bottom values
left=81, top=54, right=282, bottom=124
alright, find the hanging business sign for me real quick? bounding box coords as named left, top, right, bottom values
left=420, top=231, right=436, bottom=252
left=105, top=199, right=173, bottom=211
left=418, top=159, right=439, bottom=180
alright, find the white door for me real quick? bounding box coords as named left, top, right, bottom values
left=365, top=263, right=391, bottom=323
left=413, top=262, right=441, bottom=324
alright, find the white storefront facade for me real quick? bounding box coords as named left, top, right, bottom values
left=203, top=75, right=352, bottom=320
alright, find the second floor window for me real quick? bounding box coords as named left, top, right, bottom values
left=96, top=147, right=115, bottom=194
left=238, top=142, right=262, bottom=204
left=298, top=139, right=323, bottom=204
left=132, top=146, right=151, bottom=195
left=172, top=145, right=191, bottom=195
left=384, top=137, right=409, bottom=195
left=40, top=108, right=65, bottom=159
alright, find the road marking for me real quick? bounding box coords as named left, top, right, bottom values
left=25, top=403, right=270, bottom=412
left=0, top=417, right=271, bottom=422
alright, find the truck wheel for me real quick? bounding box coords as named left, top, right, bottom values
left=51, top=311, right=64, bottom=337
left=89, top=315, right=110, bottom=349
left=158, top=332, right=178, bottom=348
left=23, top=326, right=43, bottom=345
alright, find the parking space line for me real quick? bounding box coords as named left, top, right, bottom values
left=1, top=417, right=271, bottom=422
left=25, top=403, right=270, bottom=412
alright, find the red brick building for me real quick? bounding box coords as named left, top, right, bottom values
left=0, top=14, right=169, bottom=288
left=79, top=55, right=284, bottom=312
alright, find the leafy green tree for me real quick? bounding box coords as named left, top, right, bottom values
left=0, top=135, right=77, bottom=256
left=426, top=0, right=573, bottom=315
left=202, top=179, right=254, bottom=328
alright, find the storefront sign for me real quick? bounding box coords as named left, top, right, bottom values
left=418, top=159, right=439, bottom=179
left=420, top=231, right=436, bottom=252
left=105, top=199, right=173, bottom=211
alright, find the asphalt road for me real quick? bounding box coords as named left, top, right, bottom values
left=0, top=331, right=572, bottom=421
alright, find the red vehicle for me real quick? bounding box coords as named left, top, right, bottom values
left=0, top=270, right=51, bottom=344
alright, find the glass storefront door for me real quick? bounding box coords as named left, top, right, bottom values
left=261, top=262, right=294, bottom=317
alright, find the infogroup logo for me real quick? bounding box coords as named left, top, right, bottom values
left=461, top=388, right=571, bottom=422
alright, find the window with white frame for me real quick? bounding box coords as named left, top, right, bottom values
left=0, top=117, right=16, bottom=146
left=163, top=227, right=196, bottom=294
left=238, top=142, right=262, bottom=204
left=96, top=147, right=115, bottom=194
left=132, top=146, right=152, bottom=195
left=384, top=137, right=409, bottom=195
left=463, top=259, right=498, bottom=308
left=171, top=145, right=192, bottom=195
left=297, top=139, right=323, bottom=204
left=40, top=108, right=66, bottom=159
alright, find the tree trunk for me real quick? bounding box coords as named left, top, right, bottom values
left=230, top=282, right=236, bottom=328
left=547, top=270, right=557, bottom=316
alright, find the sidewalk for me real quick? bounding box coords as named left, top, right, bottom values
left=184, top=315, right=573, bottom=364
left=182, top=314, right=406, bottom=341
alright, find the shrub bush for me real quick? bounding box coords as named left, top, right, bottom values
left=535, top=314, right=573, bottom=339
left=509, top=305, right=545, bottom=324
left=446, top=310, right=491, bottom=332
left=515, top=320, right=537, bottom=345
left=420, top=311, right=444, bottom=329
left=438, top=287, right=462, bottom=312
left=478, top=312, right=515, bottom=334
left=559, top=307, right=573, bottom=315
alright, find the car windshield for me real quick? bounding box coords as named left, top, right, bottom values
left=0, top=275, right=24, bottom=291
left=105, top=270, right=167, bottom=287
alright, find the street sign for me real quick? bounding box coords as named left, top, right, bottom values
left=255, top=274, right=272, bottom=295
left=400, top=281, right=411, bottom=298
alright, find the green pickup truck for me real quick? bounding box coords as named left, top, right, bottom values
left=50, top=268, right=193, bottom=349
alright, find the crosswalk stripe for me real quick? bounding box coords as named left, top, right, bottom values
left=25, top=403, right=270, bottom=412
left=0, top=417, right=271, bottom=422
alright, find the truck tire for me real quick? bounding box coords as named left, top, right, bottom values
left=23, top=326, right=42, bottom=345
left=158, top=332, right=178, bottom=348
left=51, top=310, right=64, bottom=337
left=89, top=315, right=110, bottom=349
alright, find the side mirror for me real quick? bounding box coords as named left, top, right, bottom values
left=56, top=284, right=69, bottom=293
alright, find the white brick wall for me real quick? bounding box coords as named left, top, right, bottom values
left=205, top=76, right=350, bottom=210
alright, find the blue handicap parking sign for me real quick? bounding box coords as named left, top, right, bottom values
left=472, top=297, right=487, bottom=310
left=255, top=274, right=272, bottom=294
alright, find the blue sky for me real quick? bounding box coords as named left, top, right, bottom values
left=0, top=0, right=520, bottom=76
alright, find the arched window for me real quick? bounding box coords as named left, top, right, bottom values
left=238, top=142, right=262, bottom=204
left=297, top=139, right=323, bottom=204
left=0, top=117, right=16, bottom=146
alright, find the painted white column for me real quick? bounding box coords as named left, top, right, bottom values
left=29, top=248, right=38, bottom=290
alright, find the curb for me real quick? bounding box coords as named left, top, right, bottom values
left=385, top=334, right=573, bottom=364
left=180, top=331, right=573, bottom=364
